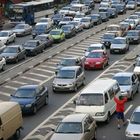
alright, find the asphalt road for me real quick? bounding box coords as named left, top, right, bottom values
left=0, top=4, right=139, bottom=140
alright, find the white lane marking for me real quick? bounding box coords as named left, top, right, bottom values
left=108, top=68, right=124, bottom=72
left=73, top=46, right=87, bottom=50
left=52, top=115, right=65, bottom=119
left=50, top=59, right=60, bottom=62
left=54, top=56, right=64, bottom=59
left=124, top=104, right=133, bottom=115
left=59, top=54, right=74, bottom=57
left=0, top=91, right=10, bottom=97
left=40, top=124, right=56, bottom=129
left=69, top=48, right=85, bottom=53
left=102, top=73, right=115, bottom=76
left=40, top=65, right=56, bottom=70
left=12, top=80, right=28, bottom=85
left=113, top=64, right=128, bottom=68
left=61, top=107, right=75, bottom=112
left=46, top=61, right=57, bottom=65
left=21, top=76, right=42, bottom=83
left=63, top=51, right=83, bottom=56
left=77, top=44, right=90, bottom=48
left=28, top=72, right=49, bottom=78
left=4, top=85, right=17, bottom=90
left=35, top=68, right=54, bottom=74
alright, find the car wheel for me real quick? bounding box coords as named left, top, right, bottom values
left=2, top=64, right=6, bottom=71
left=33, top=105, right=37, bottom=114
left=106, top=112, right=111, bottom=123
left=92, top=129, right=97, bottom=140
left=23, top=54, right=26, bottom=60
left=14, top=129, right=20, bottom=140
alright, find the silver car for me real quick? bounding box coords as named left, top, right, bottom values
left=52, top=66, right=85, bottom=92
left=50, top=113, right=97, bottom=140
left=125, top=106, right=140, bottom=139
left=113, top=72, right=139, bottom=100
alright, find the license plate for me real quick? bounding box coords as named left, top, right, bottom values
left=114, top=50, right=119, bottom=52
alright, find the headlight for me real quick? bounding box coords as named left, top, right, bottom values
left=95, top=112, right=105, bottom=116
left=25, top=104, right=32, bottom=107
left=126, top=131, right=133, bottom=136
left=96, top=62, right=101, bottom=64
left=85, top=61, right=89, bottom=64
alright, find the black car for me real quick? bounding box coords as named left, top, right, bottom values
left=89, top=14, right=102, bottom=25
left=52, top=14, right=64, bottom=25
left=101, top=32, right=117, bottom=48
left=10, top=84, right=49, bottom=114
left=62, top=24, right=76, bottom=38
left=107, top=8, right=118, bottom=18
left=126, top=30, right=140, bottom=44
left=23, top=40, right=45, bottom=56
left=99, top=12, right=109, bottom=22
left=115, top=4, right=126, bottom=14
left=0, top=45, right=26, bottom=63
left=35, top=34, right=53, bottom=49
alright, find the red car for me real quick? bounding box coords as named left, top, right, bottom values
left=84, top=50, right=109, bottom=70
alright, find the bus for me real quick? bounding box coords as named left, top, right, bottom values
left=9, top=0, right=54, bottom=25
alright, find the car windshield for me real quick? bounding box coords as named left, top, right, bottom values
left=62, top=7, right=70, bottom=10
left=62, top=26, right=71, bottom=31
left=50, top=30, right=60, bottom=35
left=3, top=47, right=17, bottom=53
left=60, top=59, right=76, bottom=66
left=112, top=39, right=125, bottom=44
left=103, top=34, right=114, bottom=39
left=77, top=94, right=104, bottom=106
left=69, top=22, right=78, bottom=26
left=130, top=112, right=140, bottom=124
left=87, top=52, right=102, bottom=58
left=15, top=24, right=25, bottom=29
left=129, top=16, right=138, bottom=19
left=56, top=122, right=82, bottom=133
left=81, top=18, right=90, bottom=22
left=62, top=18, right=71, bottom=21
left=87, top=46, right=101, bottom=52
left=128, top=1, right=135, bottom=4
left=0, top=32, right=8, bottom=37
left=56, top=69, right=75, bottom=79
left=136, top=60, right=140, bottom=66
left=91, top=15, right=98, bottom=19
left=53, top=14, right=61, bottom=18
left=24, top=41, right=36, bottom=47
left=35, top=24, right=47, bottom=30
left=14, top=88, right=36, bottom=98
left=127, top=31, right=138, bottom=36
left=113, top=76, right=130, bottom=85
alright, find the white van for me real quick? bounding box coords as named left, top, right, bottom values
left=75, top=78, right=121, bottom=123
left=0, top=102, right=23, bottom=140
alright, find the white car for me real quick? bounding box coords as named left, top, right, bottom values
left=80, top=17, right=94, bottom=29
left=0, top=30, right=16, bottom=45
left=38, top=17, right=54, bottom=27
left=73, top=13, right=85, bottom=22
left=126, top=1, right=137, bottom=9
left=0, top=56, right=6, bottom=71
left=128, top=15, right=140, bottom=25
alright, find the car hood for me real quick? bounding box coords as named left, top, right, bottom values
left=10, top=97, right=34, bottom=105
left=0, top=53, right=17, bottom=57
left=126, top=123, right=140, bottom=134
left=85, top=58, right=103, bottom=62
left=53, top=78, right=75, bottom=84
left=51, top=35, right=61, bottom=39
left=111, top=44, right=126, bottom=49
left=13, top=29, right=25, bottom=32
left=50, top=133, right=83, bottom=140
left=120, top=85, right=131, bottom=92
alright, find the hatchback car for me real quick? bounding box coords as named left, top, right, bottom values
left=84, top=50, right=109, bottom=70
left=0, top=45, right=26, bottom=63
left=10, top=85, right=49, bottom=114
left=12, top=23, right=32, bottom=37
left=50, top=113, right=97, bottom=140
left=52, top=66, right=85, bottom=92
left=125, top=106, right=140, bottom=139
left=113, top=72, right=139, bottom=100
left=110, top=37, right=129, bottom=54
left=126, top=30, right=140, bottom=44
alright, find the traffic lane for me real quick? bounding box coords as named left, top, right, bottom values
left=20, top=44, right=136, bottom=139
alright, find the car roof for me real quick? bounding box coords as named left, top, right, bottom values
left=60, top=66, right=80, bottom=70
left=36, top=23, right=48, bottom=25
left=113, top=72, right=133, bottom=77
left=0, top=30, right=11, bottom=33
left=90, top=43, right=103, bottom=47
left=62, top=114, right=88, bottom=122
left=19, top=84, right=38, bottom=89
left=7, top=45, right=22, bottom=48
left=134, top=106, right=140, bottom=113
left=51, top=29, right=62, bottom=31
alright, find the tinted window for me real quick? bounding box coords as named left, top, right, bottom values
left=130, top=112, right=140, bottom=124
left=113, top=76, right=131, bottom=85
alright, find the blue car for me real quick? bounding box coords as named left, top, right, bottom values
left=10, top=85, right=49, bottom=114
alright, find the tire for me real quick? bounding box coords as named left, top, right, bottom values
left=106, top=112, right=111, bottom=124
left=23, top=54, right=26, bottom=60
left=93, top=129, right=97, bottom=140
left=15, top=57, right=18, bottom=63
left=14, top=129, right=20, bottom=140
left=32, top=105, right=37, bottom=114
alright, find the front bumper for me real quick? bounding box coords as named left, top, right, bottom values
left=52, top=84, right=74, bottom=92
left=84, top=63, right=103, bottom=69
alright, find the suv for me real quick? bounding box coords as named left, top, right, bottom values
left=113, top=72, right=139, bottom=100
left=52, top=66, right=85, bottom=92
left=0, top=56, right=6, bottom=71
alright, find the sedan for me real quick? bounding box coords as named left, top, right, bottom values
left=107, top=8, right=118, bottom=18
left=0, top=56, right=6, bottom=71
left=12, top=23, right=32, bottom=37
left=84, top=50, right=109, bottom=70
left=0, top=30, right=16, bottom=45
left=35, top=34, right=53, bottom=49
left=68, top=21, right=84, bottom=32
left=50, top=114, right=97, bottom=140
left=10, top=85, right=49, bottom=114
left=99, top=12, right=109, bottom=22
left=115, top=4, right=126, bottom=14
left=110, top=37, right=129, bottom=54
left=80, top=17, right=94, bottom=29
left=23, top=40, right=45, bottom=56
left=89, top=14, right=102, bottom=25
left=128, top=15, right=140, bottom=25
left=113, top=72, right=139, bottom=100
left=0, top=45, right=26, bottom=63
left=126, top=30, right=140, bottom=44
left=125, top=106, right=140, bottom=139
left=126, top=1, right=137, bottom=10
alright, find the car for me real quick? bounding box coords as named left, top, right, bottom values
left=59, top=6, right=72, bottom=15
left=137, top=0, right=140, bottom=6
left=0, top=45, right=26, bottom=63
left=101, top=32, right=117, bottom=48
left=99, top=12, right=109, bottom=22
left=110, top=37, right=129, bottom=54
left=128, top=15, right=140, bottom=25
left=50, top=113, right=97, bottom=140
left=52, top=66, right=85, bottom=92
left=113, top=72, right=139, bottom=100
left=59, top=16, right=73, bottom=27
left=61, top=24, right=76, bottom=38
left=107, top=8, right=118, bottom=18
left=84, top=0, right=95, bottom=9
left=84, top=50, right=109, bottom=70
left=126, top=1, right=137, bottom=9
left=124, top=19, right=137, bottom=29
left=135, top=25, right=140, bottom=31
left=52, top=14, right=64, bottom=25
left=12, top=23, right=32, bottom=37
left=35, top=34, right=53, bottom=49
left=68, top=21, right=84, bottom=32
left=126, top=30, right=140, bottom=44
left=38, top=17, right=54, bottom=25
left=0, top=56, right=6, bottom=71
left=32, top=23, right=52, bottom=38
left=125, top=106, right=140, bottom=139
left=80, top=17, right=94, bottom=29
left=10, top=85, right=49, bottom=114
left=23, top=40, right=45, bottom=56
left=49, top=29, right=65, bottom=43
left=89, top=14, right=102, bottom=25
left=73, top=13, right=85, bottom=22
left=56, top=56, right=84, bottom=72
left=114, top=4, right=126, bottom=14
left=0, top=30, right=16, bottom=45
left=85, top=43, right=107, bottom=56
left=106, top=24, right=123, bottom=37
left=119, top=21, right=131, bottom=36
left=0, top=41, right=6, bottom=52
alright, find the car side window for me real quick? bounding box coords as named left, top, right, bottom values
left=104, top=93, right=109, bottom=103
left=108, top=88, right=114, bottom=99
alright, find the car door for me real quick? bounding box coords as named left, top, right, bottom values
left=76, top=67, right=84, bottom=87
